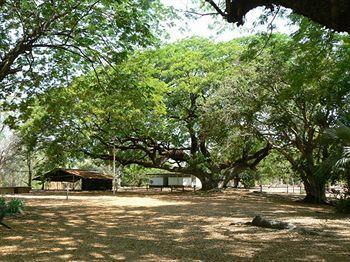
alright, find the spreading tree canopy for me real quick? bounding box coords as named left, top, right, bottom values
left=13, top=38, right=271, bottom=190
left=212, top=24, right=350, bottom=202
left=0, top=0, right=168, bottom=101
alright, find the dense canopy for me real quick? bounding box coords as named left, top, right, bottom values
left=11, top=20, right=350, bottom=202
left=1, top=2, right=350, bottom=261
left=1, top=2, right=349, bottom=205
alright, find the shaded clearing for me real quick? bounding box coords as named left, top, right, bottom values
left=1, top=190, right=350, bottom=261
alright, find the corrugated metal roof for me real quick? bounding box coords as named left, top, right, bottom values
left=63, top=169, right=113, bottom=179
left=146, top=173, right=191, bottom=177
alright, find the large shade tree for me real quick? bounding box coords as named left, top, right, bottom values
left=213, top=24, right=350, bottom=202
left=13, top=38, right=271, bottom=190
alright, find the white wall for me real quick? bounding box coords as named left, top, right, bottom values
left=192, top=176, right=202, bottom=189
left=149, top=175, right=202, bottom=188
left=169, top=177, right=195, bottom=186
left=149, top=177, right=164, bottom=186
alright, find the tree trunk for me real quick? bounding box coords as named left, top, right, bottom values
left=233, top=176, right=240, bottom=188
left=218, top=0, right=350, bottom=33
left=285, top=151, right=327, bottom=204
left=222, top=175, right=240, bottom=188
left=26, top=152, right=32, bottom=188
left=302, top=175, right=326, bottom=203
left=222, top=176, right=230, bottom=188
left=199, top=175, right=219, bottom=191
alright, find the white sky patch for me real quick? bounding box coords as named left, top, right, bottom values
left=161, top=0, right=296, bottom=42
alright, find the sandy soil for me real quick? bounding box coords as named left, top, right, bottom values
left=1, top=190, right=350, bottom=261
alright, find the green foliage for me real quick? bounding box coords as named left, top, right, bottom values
left=5, top=198, right=24, bottom=215
left=329, top=114, right=350, bottom=188
left=257, top=152, right=298, bottom=184
left=212, top=19, right=349, bottom=201
left=122, top=165, right=150, bottom=187
left=8, top=17, right=349, bottom=194
left=240, top=170, right=256, bottom=189
left=0, top=197, right=24, bottom=219
left=1, top=0, right=175, bottom=185
left=13, top=37, right=256, bottom=190
left=0, top=0, right=171, bottom=103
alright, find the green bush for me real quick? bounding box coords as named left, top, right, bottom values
left=6, top=198, right=24, bottom=215
left=335, top=198, right=350, bottom=214
left=0, top=197, right=24, bottom=218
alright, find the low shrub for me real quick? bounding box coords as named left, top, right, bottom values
left=0, top=197, right=25, bottom=219
left=6, top=198, right=25, bottom=215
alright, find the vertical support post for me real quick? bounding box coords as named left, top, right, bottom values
left=260, top=184, right=263, bottom=193
left=287, top=183, right=289, bottom=194
left=292, top=178, right=295, bottom=194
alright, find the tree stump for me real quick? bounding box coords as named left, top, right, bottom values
left=247, top=215, right=296, bottom=230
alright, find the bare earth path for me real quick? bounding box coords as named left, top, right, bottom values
left=1, top=190, right=350, bottom=261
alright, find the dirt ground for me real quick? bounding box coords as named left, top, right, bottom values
left=1, top=190, right=350, bottom=261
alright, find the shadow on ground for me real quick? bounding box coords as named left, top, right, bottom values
left=1, top=190, right=350, bottom=261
